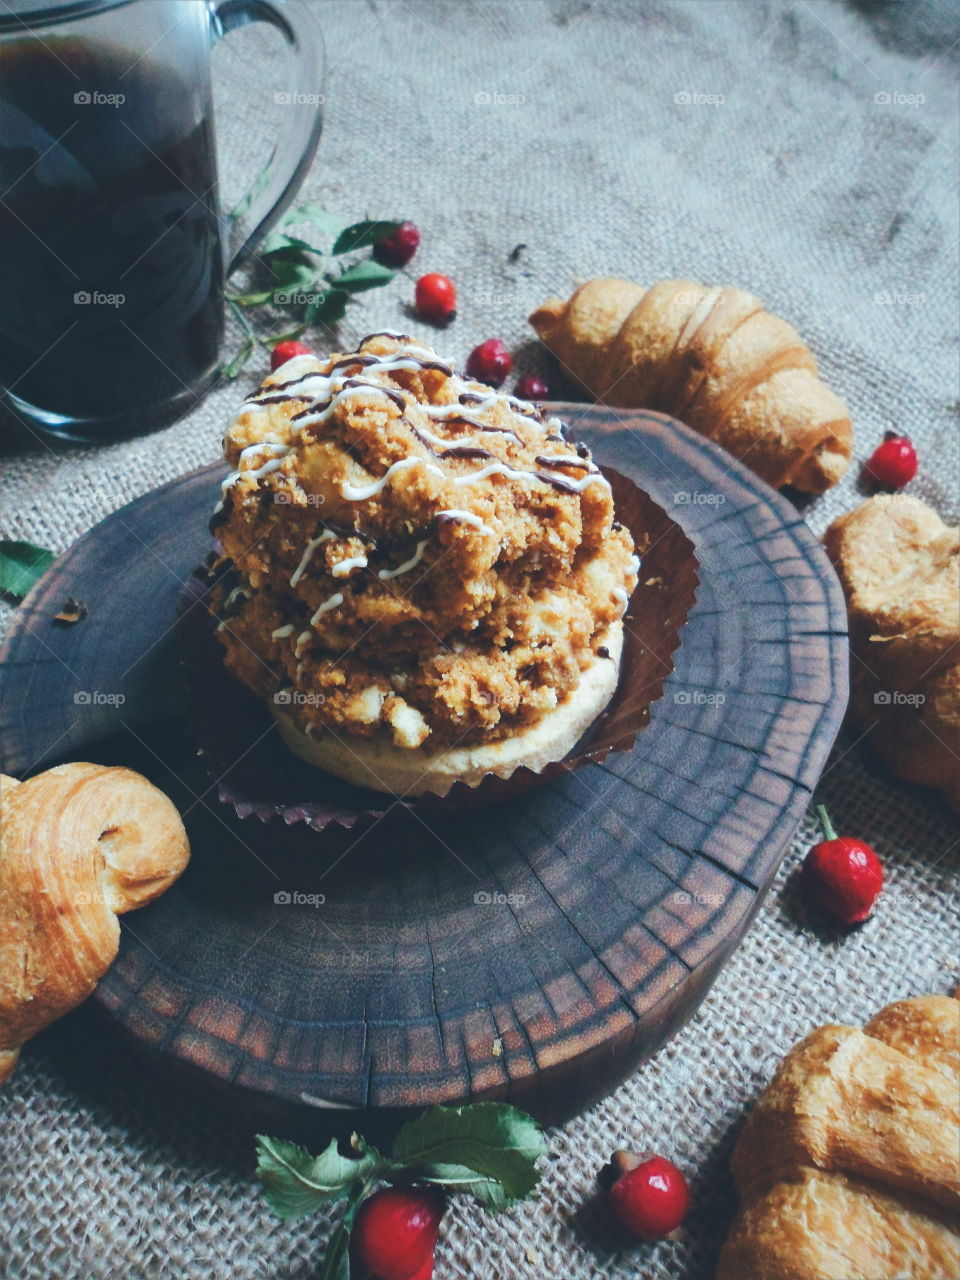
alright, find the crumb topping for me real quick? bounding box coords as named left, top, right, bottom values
left=209, top=333, right=637, bottom=747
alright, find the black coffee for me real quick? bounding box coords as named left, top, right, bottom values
left=0, top=38, right=224, bottom=434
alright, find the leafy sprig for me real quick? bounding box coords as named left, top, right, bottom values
left=0, top=540, right=54, bottom=600
left=224, top=208, right=404, bottom=377
left=256, top=1103, right=548, bottom=1279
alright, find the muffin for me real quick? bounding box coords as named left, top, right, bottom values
left=207, top=332, right=638, bottom=796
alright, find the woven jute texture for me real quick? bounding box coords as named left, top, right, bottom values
left=1, top=2, right=958, bottom=1278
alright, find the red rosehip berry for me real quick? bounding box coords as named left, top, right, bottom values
left=350, top=1186, right=444, bottom=1280
left=270, top=339, right=312, bottom=372
left=414, top=273, right=457, bottom=324
left=513, top=374, right=550, bottom=401
left=608, top=1153, right=691, bottom=1240
left=802, top=806, right=884, bottom=926
left=865, top=432, right=917, bottom=489
left=466, top=338, right=513, bottom=387
left=374, top=221, right=421, bottom=268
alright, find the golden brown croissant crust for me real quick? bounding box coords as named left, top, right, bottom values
left=823, top=495, right=960, bottom=813
left=0, top=763, right=190, bottom=1084
left=717, top=994, right=960, bottom=1280
left=530, top=278, right=853, bottom=493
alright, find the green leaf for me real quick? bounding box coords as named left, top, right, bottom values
left=0, top=540, right=54, bottom=599
left=336, top=260, right=396, bottom=293
left=281, top=204, right=348, bottom=246
left=265, top=257, right=320, bottom=292
left=227, top=288, right=276, bottom=307
left=261, top=231, right=326, bottom=258
left=256, top=1135, right=381, bottom=1220
left=308, top=288, right=349, bottom=326
left=331, top=220, right=401, bottom=255
left=269, top=322, right=307, bottom=345
left=222, top=333, right=255, bottom=379
left=318, top=1197, right=362, bottom=1280
left=390, top=1104, right=547, bottom=1211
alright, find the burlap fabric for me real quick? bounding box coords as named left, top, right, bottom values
left=1, top=2, right=957, bottom=1277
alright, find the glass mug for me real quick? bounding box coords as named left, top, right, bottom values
left=0, top=0, right=323, bottom=443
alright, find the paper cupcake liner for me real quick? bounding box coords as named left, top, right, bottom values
left=179, top=469, right=699, bottom=833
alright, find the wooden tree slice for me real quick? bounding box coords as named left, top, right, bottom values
left=0, top=407, right=848, bottom=1124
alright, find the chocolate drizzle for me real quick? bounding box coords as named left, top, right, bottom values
left=438, top=445, right=494, bottom=461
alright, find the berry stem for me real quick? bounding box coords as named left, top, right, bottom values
left=815, top=804, right=837, bottom=842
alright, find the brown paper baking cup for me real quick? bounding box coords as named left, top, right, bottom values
left=179, top=469, right=699, bottom=832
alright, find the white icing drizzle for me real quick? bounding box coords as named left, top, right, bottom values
left=240, top=440, right=288, bottom=462
left=225, top=586, right=250, bottom=608
left=341, top=456, right=439, bottom=501
left=537, top=454, right=599, bottom=471
left=437, top=509, right=495, bottom=536
left=627, top=555, right=641, bottom=575
left=289, top=530, right=336, bottom=587
left=295, top=630, right=312, bottom=658
left=290, top=382, right=398, bottom=434
left=378, top=539, right=429, bottom=580
left=245, top=456, right=287, bottom=481
left=272, top=624, right=295, bottom=639
left=310, top=592, right=343, bottom=624
left=331, top=555, right=368, bottom=578
left=613, top=587, right=630, bottom=613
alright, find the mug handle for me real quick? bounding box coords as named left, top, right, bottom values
left=210, top=0, right=324, bottom=271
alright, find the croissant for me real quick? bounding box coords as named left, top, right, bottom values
left=824, top=495, right=960, bottom=813
left=0, top=763, right=190, bottom=1084
left=529, top=278, right=853, bottom=493
left=717, top=994, right=960, bottom=1280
